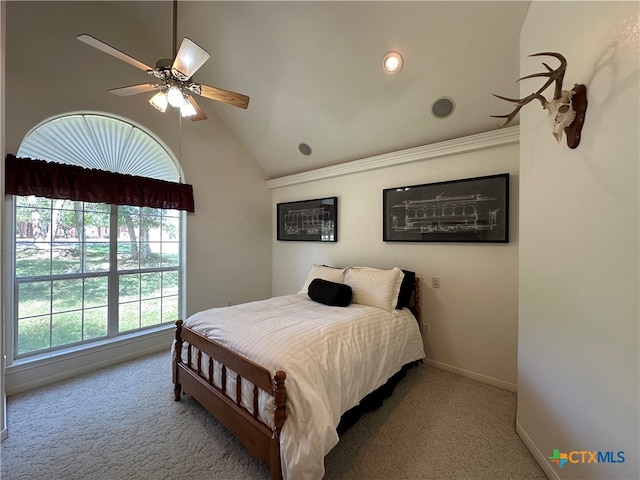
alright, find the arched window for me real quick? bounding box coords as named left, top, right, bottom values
left=8, top=113, right=185, bottom=359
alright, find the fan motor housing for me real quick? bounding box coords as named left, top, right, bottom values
left=155, top=59, right=173, bottom=70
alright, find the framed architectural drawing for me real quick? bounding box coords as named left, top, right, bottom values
left=383, top=173, right=509, bottom=243
left=277, top=197, right=338, bottom=242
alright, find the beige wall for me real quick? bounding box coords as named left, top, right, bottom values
left=1, top=0, right=7, bottom=440
left=4, top=0, right=272, bottom=314
left=180, top=115, right=272, bottom=315
left=517, top=2, right=639, bottom=479
left=3, top=1, right=272, bottom=393
left=271, top=130, right=520, bottom=389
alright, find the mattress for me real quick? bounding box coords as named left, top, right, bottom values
left=180, top=293, right=425, bottom=479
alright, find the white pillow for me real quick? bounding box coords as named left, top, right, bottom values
left=344, top=266, right=405, bottom=312
left=299, top=264, right=346, bottom=294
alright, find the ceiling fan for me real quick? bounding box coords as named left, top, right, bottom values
left=77, top=1, right=249, bottom=121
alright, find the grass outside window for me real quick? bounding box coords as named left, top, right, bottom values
left=14, top=196, right=182, bottom=358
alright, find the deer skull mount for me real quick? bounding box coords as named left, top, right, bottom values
left=492, top=52, right=587, bottom=149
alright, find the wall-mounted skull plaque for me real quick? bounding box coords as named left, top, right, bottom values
left=492, top=52, right=587, bottom=149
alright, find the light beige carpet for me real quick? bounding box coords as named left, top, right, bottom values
left=1, top=351, right=547, bottom=479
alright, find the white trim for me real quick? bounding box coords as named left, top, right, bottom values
left=424, top=357, right=518, bottom=392
left=4, top=196, right=16, bottom=366
left=516, top=420, right=560, bottom=480
left=266, top=126, right=519, bottom=189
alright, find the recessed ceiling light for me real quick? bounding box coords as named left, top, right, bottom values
left=382, top=51, right=403, bottom=74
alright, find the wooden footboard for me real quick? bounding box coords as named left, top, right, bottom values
left=173, top=320, right=286, bottom=480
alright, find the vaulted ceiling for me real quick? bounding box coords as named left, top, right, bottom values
left=8, top=1, right=531, bottom=179
left=175, top=1, right=530, bottom=178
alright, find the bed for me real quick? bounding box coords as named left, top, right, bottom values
left=173, top=265, right=425, bottom=479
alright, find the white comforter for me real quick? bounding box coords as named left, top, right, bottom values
left=181, top=293, right=425, bottom=479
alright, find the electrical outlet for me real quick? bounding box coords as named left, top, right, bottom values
left=431, top=277, right=440, bottom=289
left=424, top=323, right=431, bottom=335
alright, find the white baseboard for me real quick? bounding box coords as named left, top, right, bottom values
left=424, top=358, right=518, bottom=392
left=425, top=359, right=554, bottom=477
left=516, top=420, right=559, bottom=480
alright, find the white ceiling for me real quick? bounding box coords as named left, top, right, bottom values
left=31, top=1, right=532, bottom=179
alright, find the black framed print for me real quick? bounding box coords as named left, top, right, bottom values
left=277, top=197, right=338, bottom=242
left=383, top=173, right=509, bottom=243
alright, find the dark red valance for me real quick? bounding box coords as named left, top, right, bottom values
left=5, top=154, right=194, bottom=212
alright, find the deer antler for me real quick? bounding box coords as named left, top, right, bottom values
left=491, top=92, right=548, bottom=127
left=492, top=52, right=568, bottom=127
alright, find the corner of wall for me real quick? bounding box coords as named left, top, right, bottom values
left=517, top=2, right=640, bottom=479
left=1, top=0, right=8, bottom=442
left=271, top=129, right=521, bottom=388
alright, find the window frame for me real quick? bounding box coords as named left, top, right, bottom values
left=4, top=113, right=187, bottom=367
left=6, top=196, right=185, bottom=366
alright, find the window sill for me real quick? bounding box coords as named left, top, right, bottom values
left=6, top=324, right=174, bottom=395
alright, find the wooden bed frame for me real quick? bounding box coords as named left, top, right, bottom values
left=173, top=277, right=421, bottom=480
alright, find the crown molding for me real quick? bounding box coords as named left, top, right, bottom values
left=266, top=126, right=519, bottom=189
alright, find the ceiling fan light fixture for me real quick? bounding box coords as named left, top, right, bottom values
left=172, top=38, right=211, bottom=80
left=149, top=91, right=168, bottom=112
left=167, top=85, right=185, bottom=108
left=77, top=8, right=249, bottom=121
left=383, top=51, right=403, bottom=74
left=180, top=99, right=197, bottom=118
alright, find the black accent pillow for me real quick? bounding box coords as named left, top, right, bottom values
left=396, top=269, right=416, bottom=309
left=308, top=278, right=352, bottom=307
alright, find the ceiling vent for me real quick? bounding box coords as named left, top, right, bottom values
left=431, top=97, right=455, bottom=119
left=298, top=143, right=312, bottom=156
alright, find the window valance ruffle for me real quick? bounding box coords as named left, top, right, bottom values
left=4, top=154, right=195, bottom=212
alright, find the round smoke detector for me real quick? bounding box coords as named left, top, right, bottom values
left=431, top=97, right=455, bottom=119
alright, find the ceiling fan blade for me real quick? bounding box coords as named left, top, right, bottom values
left=77, top=34, right=154, bottom=73
left=107, top=84, right=161, bottom=96
left=187, top=96, right=208, bottom=122
left=199, top=84, right=250, bottom=109
left=171, top=37, right=210, bottom=80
